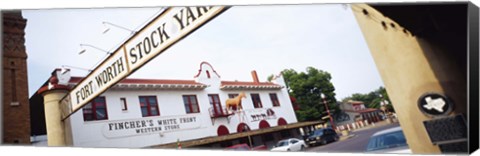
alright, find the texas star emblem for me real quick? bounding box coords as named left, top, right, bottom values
left=423, top=97, right=446, bottom=112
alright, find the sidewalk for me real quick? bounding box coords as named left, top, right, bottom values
left=337, top=120, right=397, bottom=141
left=350, top=120, right=393, bottom=132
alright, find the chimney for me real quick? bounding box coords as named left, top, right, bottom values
left=251, top=70, right=259, bottom=84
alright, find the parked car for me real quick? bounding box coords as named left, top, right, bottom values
left=270, top=138, right=307, bottom=151
left=305, top=128, right=339, bottom=146
left=366, top=126, right=411, bottom=153
left=225, top=143, right=267, bottom=151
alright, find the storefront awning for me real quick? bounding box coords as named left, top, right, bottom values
left=149, top=121, right=323, bottom=148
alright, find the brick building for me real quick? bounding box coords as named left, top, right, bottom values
left=2, top=11, right=31, bottom=144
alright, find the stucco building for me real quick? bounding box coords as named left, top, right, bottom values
left=335, top=100, right=382, bottom=127
left=30, top=62, right=321, bottom=148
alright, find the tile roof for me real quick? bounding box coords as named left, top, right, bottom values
left=220, top=81, right=279, bottom=86
left=69, top=77, right=207, bottom=90
left=69, top=77, right=203, bottom=85
left=220, top=81, right=282, bottom=90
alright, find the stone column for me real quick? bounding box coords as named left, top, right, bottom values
left=38, top=75, right=70, bottom=146
left=351, top=4, right=467, bottom=154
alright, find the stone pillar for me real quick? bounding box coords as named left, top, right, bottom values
left=351, top=4, right=467, bottom=154
left=37, top=73, right=70, bottom=146
left=41, top=90, right=68, bottom=146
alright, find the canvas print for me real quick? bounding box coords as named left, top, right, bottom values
left=1, top=2, right=478, bottom=155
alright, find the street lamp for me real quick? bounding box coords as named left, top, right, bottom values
left=320, top=93, right=336, bottom=129
left=379, top=94, right=391, bottom=120
left=78, top=44, right=111, bottom=55
left=102, top=21, right=136, bottom=35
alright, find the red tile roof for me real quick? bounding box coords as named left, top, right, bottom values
left=68, top=77, right=282, bottom=90
left=69, top=77, right=203, bottom=85
left=220, top=81, right=279, bottom=86
left=219, top=81, right=282, bottom=90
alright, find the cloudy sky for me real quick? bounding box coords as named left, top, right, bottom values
left=23, top=4, right=385, bottom=99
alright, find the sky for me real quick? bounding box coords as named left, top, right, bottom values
left=23, top=4, right=385, bottom=100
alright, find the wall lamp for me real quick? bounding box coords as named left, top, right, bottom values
left=102, top=21, right=136, bottom=35
left=61, top=65, right=92, bottom=73
left=79, top=44, right=111, bottom=55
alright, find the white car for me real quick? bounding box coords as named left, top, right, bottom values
left=366, top=126, right=412, bottom=154
left=270, top=138, right=307, bottom=152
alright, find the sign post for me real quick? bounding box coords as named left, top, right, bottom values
left=59, top=6, right=229, bottom=120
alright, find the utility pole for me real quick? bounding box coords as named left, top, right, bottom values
left=321, top=93, right=335, bottom=129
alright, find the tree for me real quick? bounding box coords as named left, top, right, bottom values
left=270, top=67, right=338, bottom=122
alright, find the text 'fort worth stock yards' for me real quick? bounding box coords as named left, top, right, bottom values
left=60, top=6, right=228, bottom=119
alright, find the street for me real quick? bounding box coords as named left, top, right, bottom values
left=306, top=123, right=401, bottom=153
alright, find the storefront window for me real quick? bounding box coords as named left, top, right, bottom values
left=183, top=95, right=200, bottom=113
left=83, top=96, right=108, bottom=121
left=251, top=93, right=262, bottom=108
left=228, top=93, right=239, bottom=99
left=209, top=94, right=222, bottom=115
left=269, top=93, right=280, bottom=107
left=139, top=96, right=160, bottom=117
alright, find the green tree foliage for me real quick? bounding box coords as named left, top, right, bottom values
left=342, top=87, right=395, bottom=112
left=271, top=67, right=338, bottom=122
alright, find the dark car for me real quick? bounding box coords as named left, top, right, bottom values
left=305, top=128, right=339, bottom=146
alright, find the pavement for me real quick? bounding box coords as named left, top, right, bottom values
left=350, top=120, right=395, bottom=132
left=307, top=122, right=401, bottom=153
left=339, top=134, right=356, bottom=141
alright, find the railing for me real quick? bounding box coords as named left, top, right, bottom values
left=209, top=107, right=233, bottom=118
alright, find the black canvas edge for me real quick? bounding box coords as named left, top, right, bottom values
left=468, top=1, right=479, bottom=154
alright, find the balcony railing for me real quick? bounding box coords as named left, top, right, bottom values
left=209, top=107, right=234, bottom=118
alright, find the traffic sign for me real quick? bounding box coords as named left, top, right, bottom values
left=60, top=6, right=229, bottom=120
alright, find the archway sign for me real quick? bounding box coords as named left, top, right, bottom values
left=59, top=6, right=229, bottom=120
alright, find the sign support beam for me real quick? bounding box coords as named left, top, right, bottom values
left=59, top=6, right=229, bottom=120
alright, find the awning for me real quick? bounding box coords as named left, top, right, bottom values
left=149, top=121, right=323, bottom=148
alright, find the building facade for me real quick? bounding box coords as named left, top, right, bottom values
left=31, top=62, right=313, bottom=148
left=336, top=100, right=382, bottom=127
